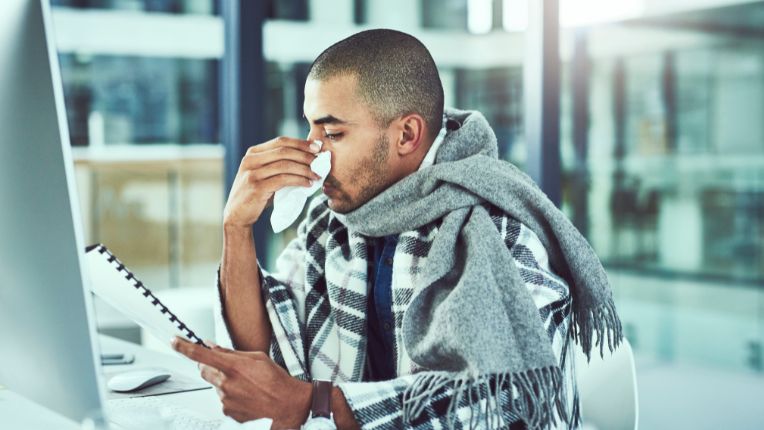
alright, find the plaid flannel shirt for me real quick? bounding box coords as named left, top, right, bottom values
left=216, top=195, right=581, bottom=429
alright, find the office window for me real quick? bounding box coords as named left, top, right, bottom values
left=558, top=5, right=764, bottom=426
left=59, top=55, right=219, bottom=146
left=52, top=2, right=224, bottom=293
left=421, top=0, right=469, bottom=30
left=563, top=45, right=764, bottom=283
left=455, top=66, right=525, bottom=166
left=560, top=6, right=764, bottom=375
left=268, top=0, right=309, bottom=20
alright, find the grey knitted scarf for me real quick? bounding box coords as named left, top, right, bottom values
left=336, top=108, right=623, bottom=429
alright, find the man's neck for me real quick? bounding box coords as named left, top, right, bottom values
left=417, top=125, right=447, bottom=171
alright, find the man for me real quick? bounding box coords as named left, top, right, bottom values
left=172, top=29, right=623, bottom=430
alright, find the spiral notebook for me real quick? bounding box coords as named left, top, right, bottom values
left=85, top=244, right=207, bottom=347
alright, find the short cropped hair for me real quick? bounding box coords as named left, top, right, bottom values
left=308, top=29, right=444, bottom=141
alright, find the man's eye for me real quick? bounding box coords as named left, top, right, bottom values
left=324, top=132, right=343, bottom=141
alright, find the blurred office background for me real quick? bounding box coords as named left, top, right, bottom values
left=49, top=0, right=763, bottom=428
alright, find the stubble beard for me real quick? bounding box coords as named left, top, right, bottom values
left=329, top=133, right=390, bottom=214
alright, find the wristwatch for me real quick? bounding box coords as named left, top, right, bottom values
left=301, top=380, right=337, bottom=430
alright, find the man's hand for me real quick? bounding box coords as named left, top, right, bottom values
left=223, top=137, right=322, bottom=229
left=218, top=137, right=320, bottom=354
left=171, top=337, right=311, bottom=429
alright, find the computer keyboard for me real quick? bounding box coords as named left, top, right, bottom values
left=107, top=396, right=223, bottom=430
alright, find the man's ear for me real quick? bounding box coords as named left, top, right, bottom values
left=396, top=114, right=426, bottom=156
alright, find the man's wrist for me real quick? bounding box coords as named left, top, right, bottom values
left=223, top=222, right=253, bottom=239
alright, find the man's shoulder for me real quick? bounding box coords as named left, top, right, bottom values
left=477, top=203, right=560, bottom=272
left=479, top=201, right=523, bottom=237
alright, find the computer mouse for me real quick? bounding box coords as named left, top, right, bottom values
left=107, top=369, right=171, bottom=393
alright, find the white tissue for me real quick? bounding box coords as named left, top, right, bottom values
left=270, top=141, right=331, bottom=233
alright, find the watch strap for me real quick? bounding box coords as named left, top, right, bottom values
left=310, top=380, right=333, bottom=419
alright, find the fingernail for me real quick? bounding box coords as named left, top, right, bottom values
left=309, top=142, right=321, bottom=153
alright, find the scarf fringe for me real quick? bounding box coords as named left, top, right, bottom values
left=400, top=299, right=622, bottom=429
left=402, top=366, right=570, bottom=430
left=571, top=296, right=624, bottom=363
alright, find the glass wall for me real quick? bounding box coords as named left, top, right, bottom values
left=561, top=15, right=764, bottom=367
left=59, top=55, right=219, bottom=146
left=51, top=1, right=225, bottom=322
left=558, top=3, right=764, bottom=428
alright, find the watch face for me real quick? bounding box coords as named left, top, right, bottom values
left=302, top=416, right=337, bottom=430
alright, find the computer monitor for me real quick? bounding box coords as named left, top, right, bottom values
left=0, top=0, right=105, bottom=424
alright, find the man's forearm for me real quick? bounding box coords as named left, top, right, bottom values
left=219, top=224, right=272, bottom=352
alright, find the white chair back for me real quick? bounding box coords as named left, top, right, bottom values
left=574, top=336, right=639, bottom=430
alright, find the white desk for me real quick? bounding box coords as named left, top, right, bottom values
left=1, top=334, right=224, bottom=429
left=0, top=389, right=82, bottom=430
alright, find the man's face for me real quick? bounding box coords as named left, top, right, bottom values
left=303, top=75, right=394, bottom=213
